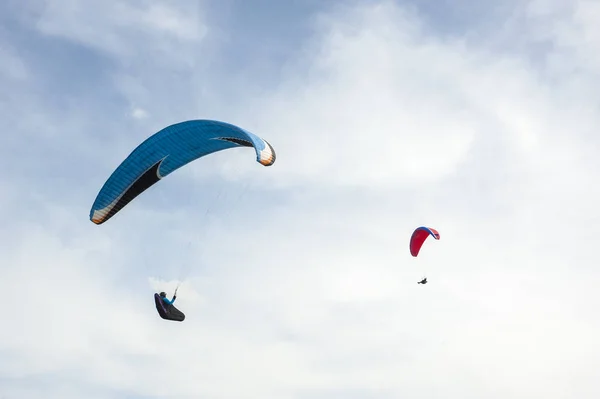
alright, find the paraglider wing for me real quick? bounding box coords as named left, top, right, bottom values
left=89, top=119, right=276, bottom=225
left=154, top=293, right=185, bottom=322
left=409, top=226, right=440, bottom=257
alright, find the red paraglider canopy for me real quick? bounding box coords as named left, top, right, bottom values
left=409, top=227, right=440, bottom=257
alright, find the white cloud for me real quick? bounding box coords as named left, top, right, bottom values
left=131, top=106, right=148, bottom=119
left=1, top=0, right=600, bottom=398
left=34, top=0, right=207, bottom=61
left=0, top=40, right=29, bottom=81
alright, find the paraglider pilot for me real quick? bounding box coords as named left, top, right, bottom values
left=154, top=288, right=185, bottom=322
left=417, top=278, right=427, bottom=284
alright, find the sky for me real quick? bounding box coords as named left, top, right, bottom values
left=1, top=0, right=599, bottom=398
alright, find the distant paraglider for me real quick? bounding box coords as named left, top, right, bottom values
left=410, top=227, right=439, bottom=284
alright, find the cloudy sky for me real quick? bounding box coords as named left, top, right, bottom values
left=1, top=0, right=600, bottom=398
